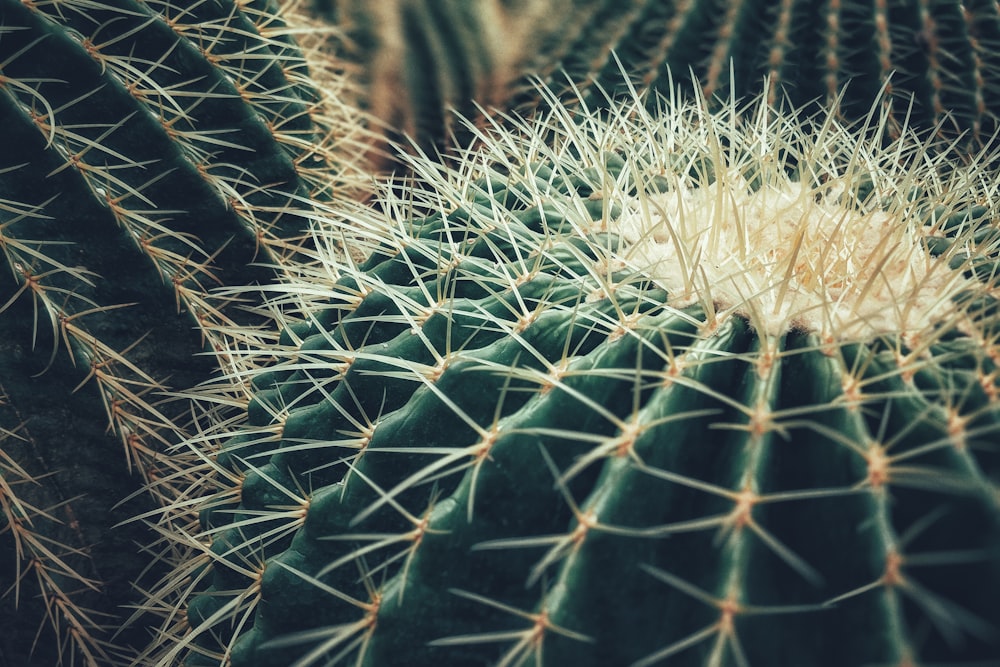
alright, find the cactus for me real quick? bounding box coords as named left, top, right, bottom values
left=0, top=0, right=364, bottom=663
left=317, top=0, right=1000, bottom=157
left=152, top=81, right=1000, bottom=666
left=310, top=0, right=554, bottom=164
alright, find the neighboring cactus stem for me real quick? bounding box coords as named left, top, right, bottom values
left=0, top=0, right=364, bottom=663
left=316, top=0, right=1000, bottom=157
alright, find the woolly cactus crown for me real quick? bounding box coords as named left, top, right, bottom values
left=543, top=86, right=985, bottom=341
left=382, top=82, right=995, bottom=344
left=156, top=80, right=1000, bottom=666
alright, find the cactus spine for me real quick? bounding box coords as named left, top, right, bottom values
left=0, top=0, right=363, bottom=663
left=154, top=82, right=1000, bottom=666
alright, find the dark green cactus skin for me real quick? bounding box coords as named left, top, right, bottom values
left=180, top=146, right=1000, bottom=666
left=0, top=0, right=346, bottom=663
left=318, top=0, right=1000, bottom=154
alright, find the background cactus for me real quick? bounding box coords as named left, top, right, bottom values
left=316, top=0, right=1000, bottom=158
left=312, top=0, right=555, bottom=160
left=152, top=83, right=1000, bottom=666
left=0, top=0, right=364, bottom=663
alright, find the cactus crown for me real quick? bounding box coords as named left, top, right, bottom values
left=604, top=86, right=983, bottom=340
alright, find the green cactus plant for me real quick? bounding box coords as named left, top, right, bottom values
left=314, top=0, right=557, bottom=160
left=148, top=80, right=1000, bottom=666
left=316, top=0, right=1000, bottom=158
left=0, top=0, right=365, bottom=663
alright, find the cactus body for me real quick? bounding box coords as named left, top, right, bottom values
left=165, top=86, right=1000, bottom=666
left=0, top=0, right=361, bottom=663
left=322, top=0, right=1000, bottom=156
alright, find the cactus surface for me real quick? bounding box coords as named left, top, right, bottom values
left=160, top=85, right=1000, bottom=666
left=319, top=0, right=1000, bottom=157
left=0, top=0, right=363, bottom=663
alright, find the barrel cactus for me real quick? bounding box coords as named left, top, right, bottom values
left=151, top=80, right=1000, bottom=666
left=318, top=0, right=1000, bottom=157
left=0, top=0, right=363, bottom=663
